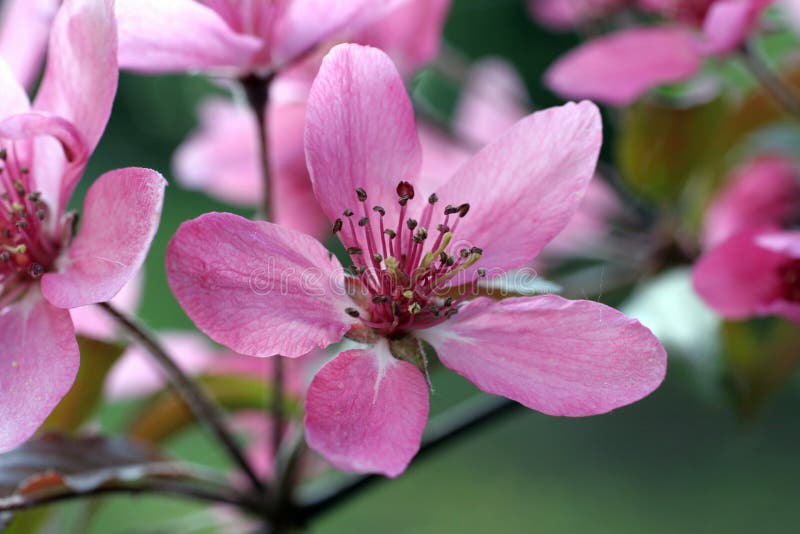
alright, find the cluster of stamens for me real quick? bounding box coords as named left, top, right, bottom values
left=334, top=181, right=485, bottom=336
left=0, top=146, right=55, bottom=284
left=778, top=259, right=800, bottom=303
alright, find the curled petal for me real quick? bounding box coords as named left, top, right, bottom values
left=0, top=0, right=59, bottom=90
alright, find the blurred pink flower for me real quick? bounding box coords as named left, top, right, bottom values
left=0, top=0, right=59, bottom=90
left=693, top=155, right=800, bottom=323
left=529, top=0, right=628, bottom=30
left=166, top=44, right=666, bottom=478
left=0, top=0, right=166, bottom=453
left=115, top=0, right=433, bottom=76
left=545, top=0, right=772, bottom=105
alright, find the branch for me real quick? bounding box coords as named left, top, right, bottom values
left=99, top=302, right=267, bottom=497
left=741, top=41, right=800, bottom=122
left=300, top=395, right=520, bottom=519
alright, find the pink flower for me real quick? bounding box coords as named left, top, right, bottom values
left=115, top=0, right=415, bottom=75
left=693, top=155, right=800, bottom=323
left=0, top=0, right=166, bottom=453
left=545, top=0, right=772, bottom=105
left=166, top=44, right=666, bottom=477
left=529, top=0, right=628, bottom=30
left=0, top=0, right=59, bottom=90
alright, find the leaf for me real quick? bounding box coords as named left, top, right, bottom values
left=128, top=374, right=302, bottom=443
left=43, top=336, right=126, bottom=433
left=721, top=317, right=800, bottom=418
left=616, top=96, right=731, bottom=204
left=0, top=434, right=188, bottom=525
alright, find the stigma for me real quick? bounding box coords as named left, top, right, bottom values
left=335, top=181, right=485, bottom=336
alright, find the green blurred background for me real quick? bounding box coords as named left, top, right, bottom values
left=50, top=0, right=800, bottom=532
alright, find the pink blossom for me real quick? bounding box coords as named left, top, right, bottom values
left=529, top=0, right=629, bottom=30
left=545, top=0, right=772, bottom=105
left=0, top=0, right=59, bottom=90
left=115, top=0, right=420, bottom=75
left=166, top=44, right=666, bottom=477
left=0, top=0, right=166, bottom=453
left=693, top=155, right=800, bottom=323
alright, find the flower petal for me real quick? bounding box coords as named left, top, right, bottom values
left=304, top=345, right=429, bottom=477
left=34, top=0, right=117, bottom=153
left=436, top=101, right=602, bottom=276
left=692, top=228, right=785, bottom=319
left=0, top=0, right=59, bottom=90
left=41, top=168, right=166, bottom=309
left=756, top=230, right=800, bottom=258
left=69, top=272, right=143, bottom=341
left=0, top=288, right=79, bottom=453
left=701, top=0, right=770, bottom=55
left=166, top=213, right=353, bottom=358
left=0, top=59, right=30, bottom=119
left=545, top=26, right=702, bottom=106
left=115, top=0, right=263, bottom=73
left=424, top=296, right=667, bottom=416
left=305, top=44, right=422, bottom=234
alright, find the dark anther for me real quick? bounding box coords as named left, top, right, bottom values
left=428, top=193, right=439, bottom=204
left=445, top=255, right=456, bottom=266
left=445, top=308, right=459, bottom=317
left=384, top=229, right=396, bottom=239
left=373, top=253, right=383, bottom=263
left=477, top=268, right=487, bottom=277
left=457, top=203, right=470, bottom=217
left=28, top=263, right=44, bottom=278
left=439, top=251, right=448, bottom=263
left=332, top=218, right=343, bottom=234
left=356, top=187, right=367, bottom=202
left=343, top=208, right=354, bottom=217
left=345, top=307, right=361, bottom=318
left=444, top=205, right=459, bottom=215
left=414, top=228, right=428, bottom=241
left=0, top=251, right=9, bottom=262
left=28, top=192, right=41, bottom=202
left=346, top=247, right=363, bottom=255
left=470, top=247, right=483, bottom=255
left=20, top=167, right=28, bottom=174
left=396, top=181, right=415, bottom=200
left=444, top=297, right=454, bottom=307
left=459, top=248, right=470, bottom=258
left=437, top=224, right=450, bottom=232
left=36, top=209, right=45, bottom=221
left=373, top=205, right=385, bottom=216
left=13, top=180, right=24, bottom=195
left=372, top=295, right=389, bottom=303
left=15, top=220, right=27, bottom=229
left=406, top=219, right=418, bottom=230
left=358, top=217, right=369, bottom=227
left=0, top=149, right=6, bottom=160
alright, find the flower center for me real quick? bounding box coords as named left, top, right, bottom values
left=335, top=181, right=485, bottom=337
left=0, top=144, right=57, bottom=287
left=778, top=259, right=800, bottom=303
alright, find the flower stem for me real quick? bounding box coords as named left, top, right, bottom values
left=240, top=73, right=287, bottom=489
left=741, top=41, right=800, bottom=122
left=299, top=395, right=520, bottom=520
left=98, top=302, right=267, bottom=496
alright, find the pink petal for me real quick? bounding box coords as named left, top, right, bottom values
left=305, top=43, right=422, bottom=244
left=417, top=123, right=471, bottom=192
left=692, top=228, right=785, bottom=319
left=34, top=0, right=117, bottom=154
left=0, top=0, right=58, bottom=90
left=352, top=0, right=450, bottom=75
left=545, top=26, right=702, bottom=106
left=756, top=231, right=800, bottom=258
left=173, top=97, right=328, bottom=237
left=703, top=155, right=800, bottom=249
left=453, top=58, right=529, bottom=148
left=529, top=0, right=625, bottom=30
left=436, top=101, right=602, bottom=277
left=0, top=288, right=79, bottom=453
left=304, top=346, right=429, bottom=477
left=115, top=0, right=262, bottom=73
left=41, top=168, right=166, bottom=309
left=424, top=295, right=667, bottom=416
left=166, top=213, right=353, bottom=358
left=69, top=272, right=143, bottom=341
left=0, top=59, right=30, bottom=118
left=701, top=0, right=770, bottom=55
left=105, top=331, right=214, bottom=399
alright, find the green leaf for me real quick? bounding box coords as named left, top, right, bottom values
left=43, top=336, right=125, bottom=433
left=721, top=317, right=800, bottom=418
left=128, top=374, right=302, bottom=443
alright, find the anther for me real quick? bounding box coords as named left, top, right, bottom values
left=373, top=253, right=383, bottom=263
left=343, top=209, right=354, bottom=217
left=428, top=193, right=439, bottom=204
left=0, top=252, right=9, bottom=262
left=15, top=220, right=27, bottom=229
left=373, top=205, right=385, bottom=216
left=402, top=290, right=414, bottom=299
left=356, top=187, right=367, bottom=202
left=437, top=224, right=450, bottom=232
left=0, top=149, right=6, bottom=160
left=36, top=209, right=45, bottom=220
left=358, top=217, right=369, bottom=227
left=457, top=203, right=470, bottom=217
left=332, top=218, right=343, bottom=234
left=346, top=247, right=363, bottom=255
left=444, top=205, right=459, bottom=215
left=470, top=247, right=483, bottom=255
left=477, top=268, right=487, bottom=277
left=445, top=308, right=459, bottom=317
left=406, top=219, right=417, bottom=230
left=372, top=295, right=389, bottom=303
left=408, top=302, right=422, bottom=314
left=396, top=181, right=415, bottom=200
left=459, top=248, right=470, bottom=258
left=444, top=297, right=454, bottom=307
left=384, top=229, right=396, bottom=239
left=345, top=307, right=361, bottom=318
left=28, top=263, right=44, bottom=278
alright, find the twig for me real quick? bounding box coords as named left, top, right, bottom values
left=300, top=395, right=520, bottom=519
left=99, top=302, right=267, bottom=497
left=741, top=41, right=800, bottom=122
